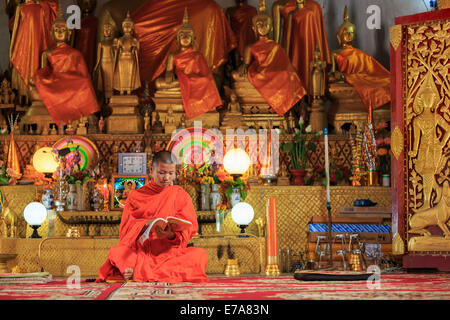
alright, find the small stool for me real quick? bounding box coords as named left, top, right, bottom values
left=333, top=234, right=347, bottom=270
left=0, top=254, right=17, bottom=273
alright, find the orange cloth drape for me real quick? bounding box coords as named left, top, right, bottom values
left=33, top=43, right=100, bottom=124
left=336, top=46, right=391, bottom=110
left=283, top=1, right=331, bottom=93
left=10, top=2, right=52, bottom=89
left=131, top=0, right=236, bottom=82
left=96, top=180, right=209, bottom=283
left=174, top=48, right=222, bottom=119
left=231, top=3, right=257, bottom=57
left=75, top=15, right=98, bottom=74
left=39, top=0, right=58, bottom=48
left=247, top=38, right=306, bottom=116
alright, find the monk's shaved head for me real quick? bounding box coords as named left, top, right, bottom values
left=152, top=150, right=178, bottom=168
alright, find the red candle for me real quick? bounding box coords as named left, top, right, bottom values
left=266, top=197, right=278, bottom=266
left=103, top=183, right=108, bottom=201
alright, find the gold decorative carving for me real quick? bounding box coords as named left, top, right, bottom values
left=391, top=126, right=403, bottom=160
left=392, top=232, right=405, bottom=255
left=390, top=24, right=402, bottom=51
left=405, top=20, right=450, bottom=249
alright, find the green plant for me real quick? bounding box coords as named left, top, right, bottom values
left=224, top=176, right=248, bottom=201
left=280, top=118, right=322, bottom=170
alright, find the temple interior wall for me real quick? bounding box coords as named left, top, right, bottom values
left=0, top=0, right=431, bottom=74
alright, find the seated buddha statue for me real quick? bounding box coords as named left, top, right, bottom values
left=232, top=4, right=306, bottom=117
left=155, top=9, right=222, bottom=120
left=31, top=8, right=100, bottom=125
left=329, top=7, right=390, bottom=111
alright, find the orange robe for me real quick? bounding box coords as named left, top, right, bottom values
left=131, top=0, right=236, bottom=82
left=75, top=14, right=98, bottom=74
left=247, top=38, right=306, bottom=116
left=96, top=181, right=209, bottom=283
left=282, top=0, right=331, bottom=92
left=10, top=2, right=51, bottom=89
left=39, top=0, right=58, bottom=48
left=230, top=3, right=257, bottom=57
left=33, top=43, right=100, bottom=124
left=336, top=46, right=391, bottom=110
left=174, top=48, right=222, bottom=119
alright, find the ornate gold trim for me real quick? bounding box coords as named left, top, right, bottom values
left=390, top=25, right=402, bottom=51
left=438, top=0, right=450, bottom=9
left=391, top=126, right=403, bottom=160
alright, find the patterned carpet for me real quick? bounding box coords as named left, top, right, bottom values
left=0, top=273, right=449, bottom=300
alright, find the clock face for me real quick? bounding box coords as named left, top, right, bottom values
left=118, top=153, right=147, bottom=175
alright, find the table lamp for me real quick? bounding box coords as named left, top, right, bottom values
left=223, top=148, right=251, bottom=179
left=231, top=202, right=254, bottom=236
left=23, top=202, right=47, bottom=238
left=32, top=147, right=59, bottom=178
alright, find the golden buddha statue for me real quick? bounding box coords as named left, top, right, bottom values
left=113, top=12, right=141, bottom=95
left=0, top=78, right=15, bottom=106
left=94, top=21, right=115, bottom=102
left=309, top=44, right=327, bottom=131
left=155, top=8, right=222, bottom=120
left=10, top=0, right=52, bottom=105
left=330, top=7, right=390, bottom=111
left=232, top=3, right=306, bottom=117
left=74, top=0, right=98, bottom=74
left=284, top=0, right=331, bottom=94
left=31, top=8, right=100, bottom=125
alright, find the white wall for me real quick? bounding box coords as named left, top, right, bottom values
left=0, top=0, right=433, bottom=73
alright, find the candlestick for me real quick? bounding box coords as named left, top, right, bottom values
left=324, top=128, right=330, bottom=208
left=265, top=197, right=280, bottom=275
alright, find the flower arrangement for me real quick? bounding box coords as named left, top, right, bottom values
left=215, top=166, right=249, bottom=201
left=280, top=117, right=322, bottom=170
left=375, top=122, right=391, bottom=175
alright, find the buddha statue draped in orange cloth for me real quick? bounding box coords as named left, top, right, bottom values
left=96, top=151, right=209, bottom=283
left=97, top=0, right=236, bottom=84
left=74, top=0, right=98, bottom=74
left=330, top=7, right=390, bottom=110
left=155, top=9, right=222, bottom=120
left=9, top=0, right=52, bottom=104
left=283, top=0, right=331, bottom=94
left=32, top=11, right=100, bottom=125
left=232, top=4, right=306, bottom=116
left=226, top=0, right=258, bottom=63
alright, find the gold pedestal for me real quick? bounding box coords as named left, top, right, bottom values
left=265, top=264, right=280, bottom=276
left=153, top=90, right=220, bottom=130
left=232, top=79, right=287, bottom=129
left=106, top=95, right=144, bottom=134
left=408, top=236, right=450, bottom=252
left=19, top=101, right=54, bottom=135
left=309, top=99, right=327, bottom=132
left=224, top=258, right=241, bottom=276
left=221, top=112, right=246, bottom=130
left=328, top=82, right=390, bottom=132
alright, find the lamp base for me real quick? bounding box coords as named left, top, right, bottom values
left=238, top=225, right=249, bottom=237
left=29, top=225, right=42, bottom=238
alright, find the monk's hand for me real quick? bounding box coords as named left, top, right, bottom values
left=155, top=225, right=176, bottom=240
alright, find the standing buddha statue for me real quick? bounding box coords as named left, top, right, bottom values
left=330, top=7, right=390, bottom=111
left=156, top=8, right=222, bottom=120
left=9, top=0, right=52, bottom=104
left=112, top=12, right=141, bottom=95
left=94, top=21, right=115, bottom=102
left=233, top=1, right=306, bottom=117
left=74, top=0, right=98, bottom=74
left=284, top=0, right=331, bottom=94
left=32, top=8, right=100, bottom=125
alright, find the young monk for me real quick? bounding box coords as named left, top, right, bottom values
left=96, top=150, right=209, bottom=283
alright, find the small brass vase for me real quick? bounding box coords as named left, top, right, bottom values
left=224, top=259, right=240, bottom=276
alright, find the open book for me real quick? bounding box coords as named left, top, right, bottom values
left=139, top=216, right=192, bottom=245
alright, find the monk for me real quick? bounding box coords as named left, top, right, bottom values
left=233, top=6, right=306, bottom=116
left=96, top=150, right=209, bottom=283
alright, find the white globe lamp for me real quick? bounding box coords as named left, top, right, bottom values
left=223, top=148, right=251, bottom=178
left=23, top=202, right=47, bottom=238
left=231, top=202, right=254, bottom=236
